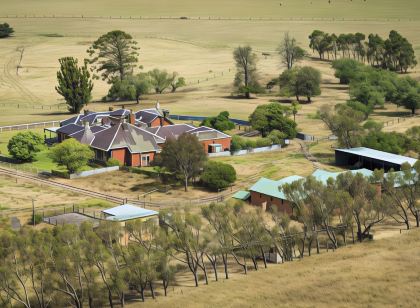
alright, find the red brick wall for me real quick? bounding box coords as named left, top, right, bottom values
left=131, top=153, right=141, bottom=167
left=201, top=137, right=231, bottom=153
left=111, top=149, right=126, bottom=166
left=250, top=191, right=293, bottom=215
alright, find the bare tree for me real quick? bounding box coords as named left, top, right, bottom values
left=278, top=32, right=306, bottom=69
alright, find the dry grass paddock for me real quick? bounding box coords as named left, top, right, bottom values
left=135, top=228, right=420, bottom=308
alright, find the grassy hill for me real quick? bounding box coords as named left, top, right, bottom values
left=139, top=230, right=420, bottom=307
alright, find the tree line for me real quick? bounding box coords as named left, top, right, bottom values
left=309, top=30, right=417, bottom=73
left=1, top=161, right=418, bottom=307
left=332, top=58, right=420, bottom=116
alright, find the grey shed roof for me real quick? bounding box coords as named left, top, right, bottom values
left=56, top=124, right=84, bottom=135
left=336, top=147, right=418, bottom=166
left=152, top=124, right=195, bottom=141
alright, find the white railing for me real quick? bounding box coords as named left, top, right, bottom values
left=0, top=121, right=60, bottom=132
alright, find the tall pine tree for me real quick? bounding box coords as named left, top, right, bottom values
left=56, top=57, right=93, bottom=114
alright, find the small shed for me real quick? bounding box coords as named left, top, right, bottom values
left=102, top=204, right=159, bottom=222
left=232, top=190, right=251, bottom=202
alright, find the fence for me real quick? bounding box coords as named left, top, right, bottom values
left=1, top=15, right=417, bottom=22
left=169, top=114, right=250, bottom=126
left=0, top=120, right=60, bottom=132
left=0, top=102, right=67, bottom=110
left=208, top=144, right=282, bottom=157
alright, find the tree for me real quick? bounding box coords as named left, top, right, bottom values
left=332, top=59, right=364, bottom=84
left=7, top=131, right=44, bottom=162
left=308, top=30, right=330, bottom=59
left=291, top=101, right=300, bottom=122
left=384, top=30, right=417, bottom=73
left=278, top=32, right=305, bottom=69
left=296, top=67, right=321, bottom=103
left=318, top=104, right=364, bottom=148
left=0, top=23, right=14, bottom=38
left=87, top=30, right=139, bottom=82
left=170, top=72, right=186, bottom=93
left=362, top=131, right=413, bottom=155
left=49, top=139, right=94, bottom=173
left=106, top=73, right=150, bottom=103
left=279, top=66, right=321, bottom=102
left=160, top=133, right=207, bottom=191
left=201, top=111, right=235, bottom=132
left=233, top=46, right=262, bottom=98
left=395, top=77, right=420, bottom=115
left=249, top=103, right=297, bottom=138
left=201, top=161, right=236, bottom=191
left=56, top=57, right=93, bottom=114
left=148, top=69, right=172, bottom=94
left=336, top=172, right=386, bottom=242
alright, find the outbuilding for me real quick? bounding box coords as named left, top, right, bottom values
left=335, top=147, right=417, bottom=172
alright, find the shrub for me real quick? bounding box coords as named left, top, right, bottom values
left=201, top=111, right=235, bottom=132
left=256, top=138, right=272, bottom=147
left=29, top=213, right=43, bottom=225
left=201, top=161, right=236, bottom=191
left=230, top=135, right=245, bottom=152
left=332, top=59, right=364, bottom=84
left=49, top=139, right=94, bottom=173
left=7, top=132, right=44, bottom=162
left=244, top=139, right=257, bottom=149
left=267, top=130, right=287, bottom=144
left=106, top=158, right=121, bottom=167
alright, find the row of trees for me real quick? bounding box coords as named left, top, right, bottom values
left=319, top=103, right=420, bottom=153
left=309, top=30, right=417, bottom=72
left=2, top=161, right=418, bottom=306
left=332, top=58, right=420, bottom=115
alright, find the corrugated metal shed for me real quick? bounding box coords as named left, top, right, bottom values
left=312, top=168, right=373, bottom=185
left=102, top=204, right=159, bottom=222
left=249, top=175, right=304, bottom=201
left=336, top=147, right=417, bottom=166
left=232, top=191, right=251, bottom=201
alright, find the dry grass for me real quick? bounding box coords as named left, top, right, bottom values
left=137, top=228, right=420, bottom=308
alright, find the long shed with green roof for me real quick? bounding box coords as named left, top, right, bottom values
left=249, top=175, right=304, bottom=214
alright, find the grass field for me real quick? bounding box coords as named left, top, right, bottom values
left=0, top=0, right=419, bottom=131
left=137, top=228, right=420, bottom=308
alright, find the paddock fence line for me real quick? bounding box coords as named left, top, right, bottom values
left=0, top=102, right=67, bottom=110
left=1, top=15, right=418, bottom=22
left=0, top=120, right=61, bottom=132
left=169, top=114, right=250, bottom=126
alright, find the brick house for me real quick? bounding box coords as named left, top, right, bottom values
left=56, top=106, right=232, bottom=166
left=249, top=175, right=304, bottom=215
left=148, top=124, right=231, bottom=154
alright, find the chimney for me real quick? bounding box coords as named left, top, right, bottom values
left=84, top=109, right=89, bottom=115
left=109, top=106, right=114, bottom=111
left=128, top=110, right=136, bottom=125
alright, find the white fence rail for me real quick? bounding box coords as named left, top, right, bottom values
left=0, top=121, right=60, bottom=133
left=208, top=144, right=282, bottom=158
left=69, top=166, right=120, bottom=179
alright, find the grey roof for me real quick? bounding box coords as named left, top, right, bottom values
left=110, top=109, right=131, bottom=117
left=103, top=204, right=158, bottom=221
left=60, top=115, right=82, bottom=126
left=187, top=126, right=231, bottom=141
left=90, top=123, right=163, bottom=153
left=336, top=147, right=418, bottom=166
left=69, top=125, right=107, bottom=142
left=151, top=124, right=195, bottom=141
left=135, top=110, right=159, bottom=124
left=56, top=124, right=84, bottom=135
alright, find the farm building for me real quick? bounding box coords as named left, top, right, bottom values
left=311, top=168, right=374, bottom=185
left=335, top=147, right=418, bottom=172
left=53, top=105, right=231, bottom=166
left=249, top=175, right=304, bottom=214
left=102, top=204, right=159, bottom=245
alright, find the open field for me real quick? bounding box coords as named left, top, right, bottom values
left=138, top=228, right=420, bottom=308
left=0, top=0, right=419, bottom=135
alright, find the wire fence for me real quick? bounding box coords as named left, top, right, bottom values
left=1, top=15, right=418, bottom=22
left=0, top=120, right=61, bottom=132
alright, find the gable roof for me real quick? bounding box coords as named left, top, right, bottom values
left=187, top=126, right=231, bottom=140
left=250, top=175, right=304, bottom=201
left=336, top=147, right=418, bottom=166
left=150, top=124, right=195, bottom=141
left=312, top=168, right=374, bottom=185
left=89, top=123, right=163, bottom=153
left=102, top=204, right=159, bottom=221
